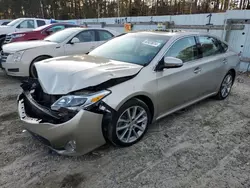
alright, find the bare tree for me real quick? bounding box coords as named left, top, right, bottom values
left=0, top=0, right=235, bottom=19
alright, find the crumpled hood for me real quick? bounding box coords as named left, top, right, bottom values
left=35, top=55, right=143, bottom=95
left=2, top=40, right=57, bottom=53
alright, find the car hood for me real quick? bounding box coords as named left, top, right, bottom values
left=2, top=40, right=57, bottom=53
left=35, top=55, right=143, bottom=95
left=0, top=25, right=10, bottom=29
left=0, top=26, right=12, bottom=35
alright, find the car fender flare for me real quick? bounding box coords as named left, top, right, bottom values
left=111, top=92, right=156, bottom=121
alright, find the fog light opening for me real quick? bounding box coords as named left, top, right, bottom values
left=65, top=140, right=76, bottom=152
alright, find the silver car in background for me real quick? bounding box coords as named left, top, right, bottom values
left=17, top=31, right=240, bottom=156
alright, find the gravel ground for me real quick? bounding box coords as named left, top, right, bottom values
left=0, top=70, right=250, bottom=188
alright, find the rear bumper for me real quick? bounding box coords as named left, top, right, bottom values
left=18, top=93, right=106, bottom=156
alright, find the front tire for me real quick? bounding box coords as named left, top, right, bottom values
left=107, top=99, right=151, bottom=147
left=29, top=56, right=50, bottom=78
left=215, top=71, right=234, bottom=100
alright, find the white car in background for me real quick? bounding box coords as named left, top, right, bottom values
left=1, top=28, right=119, bottom=77
left=0, top=18, right=50, bottom=50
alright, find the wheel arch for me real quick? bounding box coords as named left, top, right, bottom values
left=228, top=68, right=236, bottom=83
left=31, top=55, right=53, bottom=63
left=29, top=55, right=53, bottom=77
left=114, top=93, right=155, bottom=123
left=133, top=95, right=154, bottom=123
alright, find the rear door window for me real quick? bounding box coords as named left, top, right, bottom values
left=97, top=30, right=114, bottom=41
left=37, top=20, right=46, bottom=27
left=165, top=37, right=199, bottom=63
left=47, top=25, right=66, bottom=33
left=220, top=42, right=228, bottom=53
left=75, top=30, right=96, bottom=42
left=199, top=36, right=224, bottom=57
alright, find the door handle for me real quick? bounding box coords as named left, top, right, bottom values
left=223, top=58, right=228, bottom=64
left=194, top=67, right=201, bottom=74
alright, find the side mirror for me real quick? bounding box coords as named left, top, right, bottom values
left=70, top=37, right=80, bottom=44
left=163, top=57, right=183, bottom=69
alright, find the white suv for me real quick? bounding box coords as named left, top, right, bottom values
left=1, top=27, right=119, bottom=77
left=0, top=18, right=50, bottom=50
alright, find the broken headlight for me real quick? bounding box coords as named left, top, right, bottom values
left=51, top=90, right=111, bottom=111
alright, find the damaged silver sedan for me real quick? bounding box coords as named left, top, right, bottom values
left=18, top=31, right=240, bottom=156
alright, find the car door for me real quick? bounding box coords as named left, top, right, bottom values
left=156, top=36, right=210, bottom=117
left=64, top=30, right=97, bottom=55
left=96, top=30, right=114, bottom=47
left=196, top=35, right=229, bottom=94
left=15, top=20, right=35, bottom=32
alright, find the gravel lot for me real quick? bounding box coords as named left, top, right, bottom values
left=0, top=70, right=250, bottom=188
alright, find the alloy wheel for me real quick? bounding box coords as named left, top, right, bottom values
left=116, top=106, right=148, bottom=143
left=221, top=74, right=233, bottom=98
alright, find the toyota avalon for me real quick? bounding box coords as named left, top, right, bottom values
left=17, top=31, right=240, bottom=156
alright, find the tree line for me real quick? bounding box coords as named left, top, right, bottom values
left=0, top=0, right=250, bottom=20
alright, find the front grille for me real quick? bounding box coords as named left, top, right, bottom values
left=3, top=35, right=12, bottom=44
left=1, top=52, right=10, bottom=63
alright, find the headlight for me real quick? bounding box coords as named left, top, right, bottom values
left=12, top=34, right=25, bottom=38
left=13, top=51, right=25, bottom=62
left=51, top=90, right=111, bottom=111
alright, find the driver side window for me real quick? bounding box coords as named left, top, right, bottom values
left=17, top=20, right=35, bottom=29
left=75, top=30, right=96, bottom=42
left=165, top=37, right=199, bottom=63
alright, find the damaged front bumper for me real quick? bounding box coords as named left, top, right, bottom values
left=17, top=93, right=107, bottom=156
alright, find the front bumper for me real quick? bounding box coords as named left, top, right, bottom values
left=2, top=57, right=29, bottom=77
left=17, top=94, right=106, bottom=156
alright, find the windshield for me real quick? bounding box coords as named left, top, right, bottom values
left=89, top=33, right=170, bottom=66
left=7, top=19, right=22, bottom=26
left=44, top=28, right=80, bottom=43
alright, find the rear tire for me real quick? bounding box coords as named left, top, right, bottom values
left=29, top=56, right=51, bottom=78
left=215, top=71, right=234, bottom=100
left=107, top=98, right=151, bottom=147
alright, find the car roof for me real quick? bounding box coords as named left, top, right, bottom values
left=17, top=17, right=47, bottom=20
left=43, top=23, right=80, bottom=28
left=62, top=27, right=116, bottom=32
left=133, top=31, right=199, bottom=36
left=51, top=22, right=78, bottom=26
left=125, top=31, right=222, bottom=40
